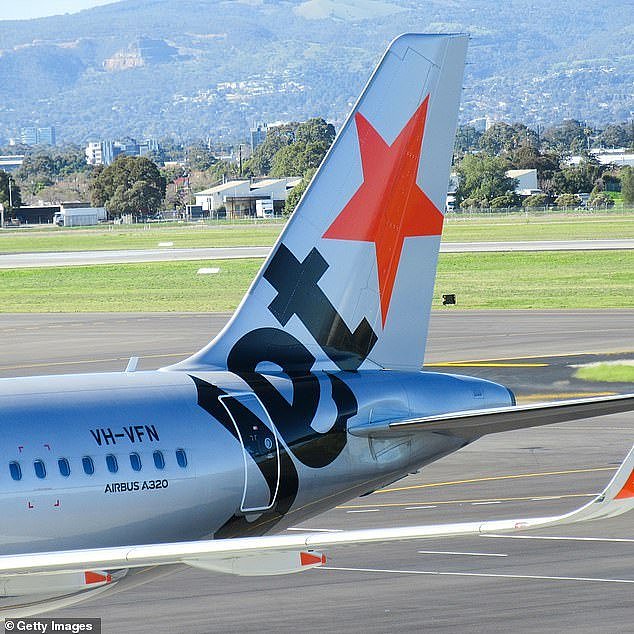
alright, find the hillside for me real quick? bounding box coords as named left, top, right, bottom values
left=0, top=0, right=631, bottom=144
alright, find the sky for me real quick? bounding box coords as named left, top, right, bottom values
left=0, top=0, right=122, bottom=21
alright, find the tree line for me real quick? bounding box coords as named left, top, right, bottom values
left=453, top=120, right=633, bottom=209
left=0, top=116, right=632, bottom=220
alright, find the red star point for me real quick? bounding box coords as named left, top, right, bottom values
left=323, top=95, right=443, bottom=327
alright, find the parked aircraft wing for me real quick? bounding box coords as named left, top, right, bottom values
left=1, top=441, right=633, bottom=579
left=349, top=393, right=634, bottom=439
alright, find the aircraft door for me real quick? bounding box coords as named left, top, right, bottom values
left=218, top=393, right=281, bottom=513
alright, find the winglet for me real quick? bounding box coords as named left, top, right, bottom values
left=560, top=443, right=634, bottom=523
left=479, top=442, right=634, bottom=533
left=614, top=467, right=634, bottom=499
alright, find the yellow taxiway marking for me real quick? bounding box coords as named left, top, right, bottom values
left=0, top=357, right=126, bottom=371
left=337, top=493, right=594, bottom=509
left=0, top=352, right=190, bottom=372
left=1, top=355, right=539, bottom=371
left=516, top=391, right=616, bottom=403
left=375, top=466, right=615, bottom=494
left=2, top=348, right=631, bottom=375
left=426, top=350, right=634, bottom=366
left=427, top=362, right=548, bottom=368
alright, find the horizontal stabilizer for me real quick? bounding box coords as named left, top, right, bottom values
left=349, top=393, right=634, bottom=439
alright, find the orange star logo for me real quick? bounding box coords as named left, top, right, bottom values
left=323, top=95, right=443, bottom=327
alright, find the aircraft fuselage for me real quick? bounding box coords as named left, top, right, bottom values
left=0, top=368, right=513, bottom=554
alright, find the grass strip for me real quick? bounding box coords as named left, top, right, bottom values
left=442, top=217, right=634, bottom=242
left=1, top=214, right=633, bottom=253
left=574, top=364, right=634, bottom=383
left=0, top=250, right=631, bottom=313
left=0, top=224, right=283, bottom=253
left=434, top=250, right=633, bottom=310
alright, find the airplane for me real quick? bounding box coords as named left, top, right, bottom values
left=1, top=33, right=633, bottom=619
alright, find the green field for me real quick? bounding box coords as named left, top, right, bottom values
left=1, top=213, right=634, bottom=253
left=442, top=215, right=634, bottom=242
left=434, top=251, right=633, bottom=309
left=0, top=250, right=631, bottom=312
left=574, top=363, right=634, bottom=383
left=0, top=223, right=282, bottom=253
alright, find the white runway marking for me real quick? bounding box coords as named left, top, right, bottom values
left=471, top=501, right=502, bottom=505
left=321, top=566, right=634, bottom=584
left=405, top=505, right=438, bottom=510
left=346, top=509, right=380, bottom=513
left=417, top=550, right=508, bottom=558
left=338, top=492, right=594, bottom=511
left=3, top=239, right=632, bottom=268
left=287, top=527, right=343, bottom=533
left=552, top=426, right=634, bottom=432
left=482, top=534, right=634, bottom=544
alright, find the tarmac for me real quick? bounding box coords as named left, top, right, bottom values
left=1, top=310, right=633, bottom=633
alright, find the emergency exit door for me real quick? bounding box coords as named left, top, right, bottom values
left=218, top=393, right=281, bottom=513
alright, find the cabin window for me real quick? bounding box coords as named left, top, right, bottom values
left=129, top=452, right=142, bottom=472
left=34, top=460, right=46, bottom=479
left=175, top=448, right=188, bottom=469
left=106, top=454, right=118, bottom=474
left=153, top=450, right=165, bottom=470
left=82, top=456, right=95, bottom=475
left=9, top=461, right=22, bottom=481
left=58, top=458, right=70, bottom=477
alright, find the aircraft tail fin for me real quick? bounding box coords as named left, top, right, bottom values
left=169, top=34, right=468, bottom=373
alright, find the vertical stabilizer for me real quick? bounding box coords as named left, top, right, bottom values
left=169, top=34, right=468, bottom=372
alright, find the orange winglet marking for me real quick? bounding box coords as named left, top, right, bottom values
left=300, top=552, right=323, bottom=567
left=615, top=469, right=634, bottom=499
left=84, top=571, right=112, bottom=585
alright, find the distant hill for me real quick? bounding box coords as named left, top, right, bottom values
left=0, top=0, right=631, bottom=144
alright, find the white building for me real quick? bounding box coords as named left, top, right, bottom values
left=194, top=177, right=301, bottom=217
left=0, top=155, right=24, bottom=172
left=250, top=178, right=299, bottom=201
left=85, top=138, right=160, bottom=166
left=85, top=142, right=104, bottom=166
left=568, top=149, right=634, bottom=168
left=195, top=180, right=251, bottom=212
left=506, top=168, right=540, bottom=195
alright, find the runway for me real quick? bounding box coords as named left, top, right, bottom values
left=1, top=311, right=633, bottom=632
left=0, top=246, right=272, bottom=268
left=1, top=238, right=633, bottom=268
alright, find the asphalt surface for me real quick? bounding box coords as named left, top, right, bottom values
left=1, top=310, right=632, bottom=377
left=441, top=239, right=634, bottom=252
left=1, top=311, right=633, bottom=633
left=0, top=246, right=271, bottom=268
left=1, top=239, right=633, bottom=268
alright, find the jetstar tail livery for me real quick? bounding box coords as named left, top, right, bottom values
left=1, top=34, right=633, bottom=618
